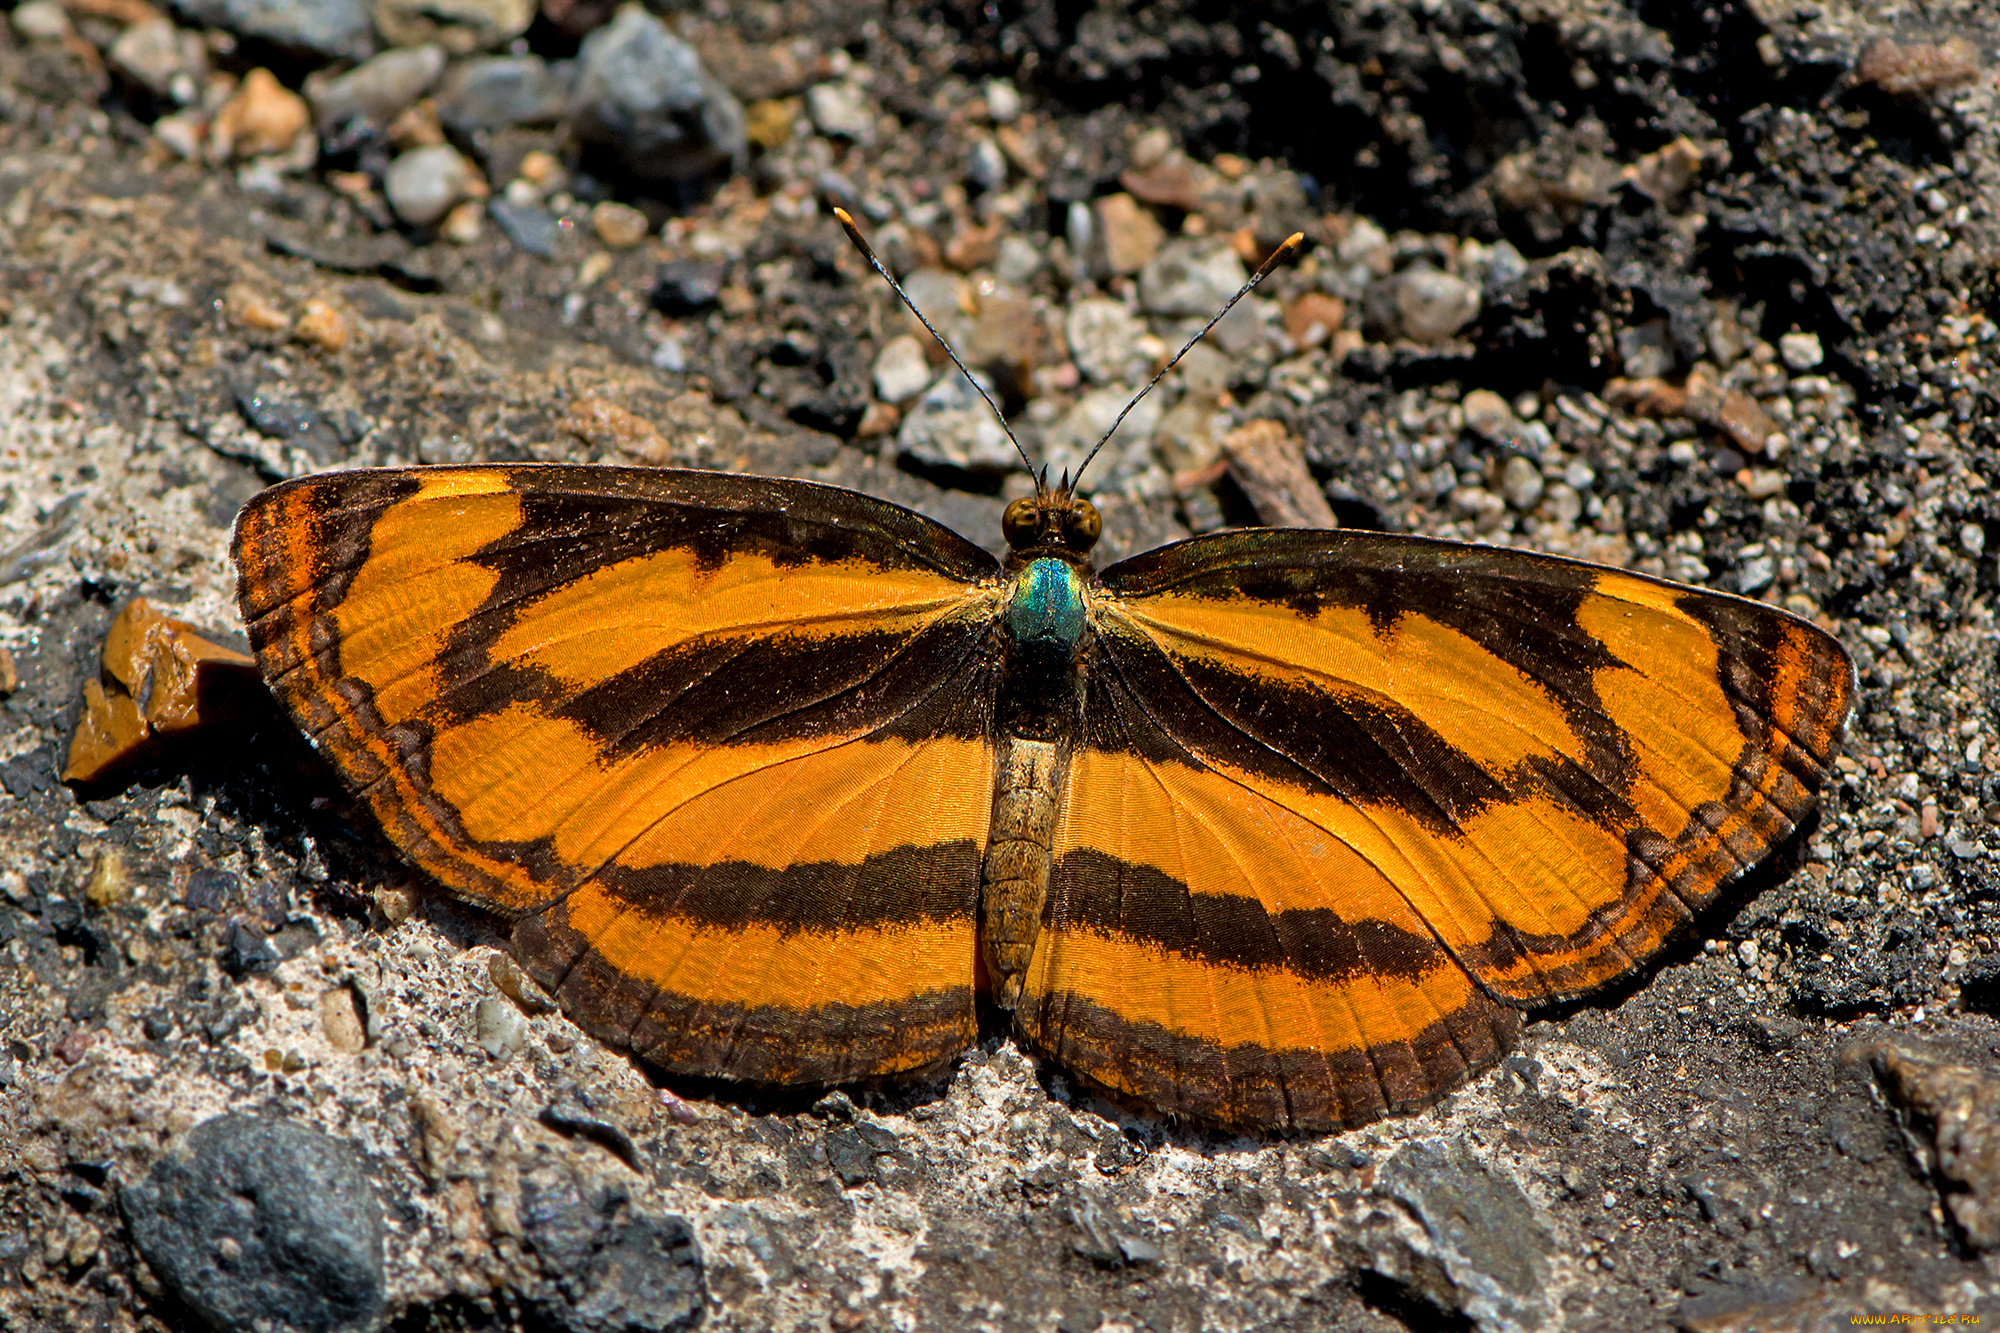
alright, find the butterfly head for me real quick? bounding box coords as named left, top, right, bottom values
left=1002, top=478, right=1101, bottom=567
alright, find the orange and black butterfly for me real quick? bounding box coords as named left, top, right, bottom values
left=232, top=218, right=1854, bottom=1131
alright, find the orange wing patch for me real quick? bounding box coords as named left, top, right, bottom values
left=235, top=464, right=1007, bottom=1084
left=1017, top=740, right=1518, bottom=1130
left=1089, top=532, right=1853, bottom=991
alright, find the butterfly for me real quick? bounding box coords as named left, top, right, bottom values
left=230, top=217, right=1854, bottom=1131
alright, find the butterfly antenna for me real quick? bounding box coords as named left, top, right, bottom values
left=1072, top=231, right=1305, bottom=487
left=833, top=207, right=1039, bottom=481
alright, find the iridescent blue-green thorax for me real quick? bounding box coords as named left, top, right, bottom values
left=1005, top=557, right=1088, bottom=661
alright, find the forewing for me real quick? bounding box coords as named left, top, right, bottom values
left=234, top=464, right=1006, bottom=1082
left=1015, top=529, right=1851, bottom=1129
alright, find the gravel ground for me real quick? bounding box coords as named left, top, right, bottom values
left=2, top=0, right=2000, bottom=1330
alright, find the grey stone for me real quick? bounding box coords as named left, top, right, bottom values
left=1865, top=1041, right=2000, bottom=1251
left=966, top=137, right=1007, bottom=191
left=1498, top=454, right=1543, bottom=511
left=383, top=143, right=480, bottom=226
left=1737, top=547, right=1777, bottom=594
left=171, top=0, right=374, bottom=61
left=1065, top=298, right=1149, bottom=385
left=871, top=335, right=933, bottom=404
left=896, top=370, right=1014, bottom=472
left=650, top=258, right=726, bottom=312
left=805, top=81, right=873, bottom=143
left=1460, top=388, right=1515, bottom=441
left=897, top=269, right=973, bottom=349
left=1396, top=265, right=1481, bottom=342
left=1479, top=237, right=1528, bottom=289
left=1138, top=239, right=1247, bottom=318
left=121, top=1114, right=384, bottom=1333
left=1617, top=320, right=1675, bottom=377
left=435, top=56, right=568, bottom=133
left=1040, top=384, right=1162, bottom=486
left=310, top=44, right=444, bottom=128
left=518, top=1155, right=704, bottom=1332
left=1359, top=1140, right=1553, bottom=1333
left=569, top=4, right=746, bottom=183
left=993, top=233, right=1044, bottom=285
left=109, top=19, right=205, bottom=100
left=9, top=0, right=71, bottom=41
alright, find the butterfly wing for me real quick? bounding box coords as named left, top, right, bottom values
left=1016, top=529, right=1852, bottom=1129
left=235, top=465, right=1007, bottom=1084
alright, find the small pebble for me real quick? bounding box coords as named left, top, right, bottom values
left=1094, top=192, right=1165, bottom=276
left=984, top=78, right=1022, bottom=122
left=1042, top=385, right=1164, bottom=483
left=993, top=233, right=1044, bottom=284
left=1139, top=239, right=1247, bottom=317
left=806, top=81, right=874, bottom=143
left=872, top=335, right=933, bottom=404
left=433, top=54, right=566, bottom=132
left=570, top=5, right=748, bottom=180
left=1396, top=266, right=1481, bottom=342
left=1460, top=388, right=1515, bottom=440
left=374, top=884, right=414, bottom=923
left=897, top=371, right=1015, bottom=472
left=109, top=19, right=204, bottom=100
left=9, top=0, right=72, bottom=40
left=517, top=148, right=563, bottom=187
left=944, top=218, right=1001, bottom=271
left=210, top=68, right=311, bottom=161
left=855, top=401, right=899, bottom=438
left=1282, top=292, right=1345, bottom=350
left=1499, top=455, right=1544, bottom=511
left=591, top=200, right=650, bottom=249
left=472, top=995, right=526, bottom=1058
left=651, top=258, right=727, bottom=313
left=373, top=0, right=533, bottom=55
left=1736, top=548, right=1777, bottom=593
left=384, top=143, right=481, bottom=226
left=154, top=111, right=205, bottom=160
left=966, top=137, right=1008, bottom=192
left=1153, top=393, right=1223, bottom=473
left=309, top=43, right=444, bottom=128
left=1778, top=330, right=1823, bottom=370
left=964, top=297, right=1033, bottom=376
left=291, top=297, right=350, bottom=351
left=1960, top=522, right=1986, bottom=557
left=318, top=988, right=366, bottom=1053
left=224, top=283, right=290, bottom=332
left=438, top=199, right=484, bottom=244
left=1336, top=216, right=1391, bottom=275
left=1065, top=298, right=1149, bottom=384
left=745, top=96, right=801, bottom=150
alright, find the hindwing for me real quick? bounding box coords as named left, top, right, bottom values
left=235, top=465, right=1008, bottom=1082
left=1014, top=528, right=1852, bottom=1129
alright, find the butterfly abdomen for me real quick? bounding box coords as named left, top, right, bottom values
left=982, top=558, right=1091, bottom=1006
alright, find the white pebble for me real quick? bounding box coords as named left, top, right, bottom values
left=872, top=335, right=933, bottom=404
left=1778, top=331, right=1823, bottom=370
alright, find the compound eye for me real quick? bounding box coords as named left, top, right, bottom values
left=1064, top=499, right=1103, bottom=552
left=1001, top=497, right=1041, bottom=550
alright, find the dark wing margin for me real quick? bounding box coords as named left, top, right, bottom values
left=234, top=464, right=1006, bottom=1083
